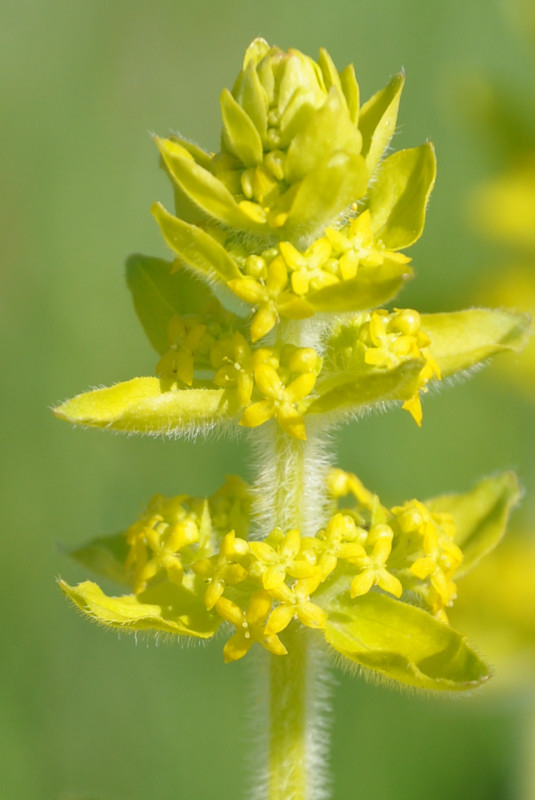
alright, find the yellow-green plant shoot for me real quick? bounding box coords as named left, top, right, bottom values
left=54, top=40, right=530, bottom=800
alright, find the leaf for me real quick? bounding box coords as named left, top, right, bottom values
left=220, top=88, right=264, bottom=166
left=427, top=473, right=521, bottom=578
left=159, top=138, right=216, bottom=225
left=285, top=87, right=362, bottom=183
left=126, top=254, right=216, bottom=354
left=242, top=37, right=270, bottom=69
left=368, top=143, right=436, bottom=249
left=307, top=259, right=412, bottom=312
left=323, top=591, right=491, bottom=691
left=284, top=151, right=368, bottom=242
left=53, top=378, right=238, bottom=436
left=155, top=137, right=263, bottom=232
left=339, top=63, right=360, bottom=124
left=151, top=202, right=241, bottom=283
left=69, top=532, right=131, bottom=586
left=168, top=135, right=213, bottom=170
left=307, top=359, right=423, bottom=416
left=231, top=60, right=268, bottom=142
left=317, top=48, right=343, bottom=95
left=59, top=576, right=221, bottom=638
left=422, top=308, right=532, bottom=378
left=359, top=73, right=404, bottom=176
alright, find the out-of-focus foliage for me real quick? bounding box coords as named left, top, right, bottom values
left=450, top=0, right=535, bottom=693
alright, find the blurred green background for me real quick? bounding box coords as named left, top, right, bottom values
left=2, top=0, right=534, bottom=798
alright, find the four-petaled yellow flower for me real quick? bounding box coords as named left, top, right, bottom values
left=249, top=529, right=319, bottom=590
left=125, top=495, right=200, bottom=593
left=240, top=357, right=319, bottom=440
left=228, top=256, right=312, bottom=342
left=265, top=577, right=327, bottom=634
left=358, top=308, right=441, bottom=425
left=393, top=499, right=462, bottom=619
left=310, top=513, right=368, bottom=579
left=325, top=209, right=411, bottom=278
left=279, top=238, right=336, bottom=295
left=349, top=522, right=403, bottom=599
left=216, top=590, right=287, bottom=662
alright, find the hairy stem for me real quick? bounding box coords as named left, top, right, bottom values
left=252, top=423, right=332, bottom=537
left=252, top=418, right=332, bottom=800
left=269, top=624, right=308, bottom=800
left=268, top=626, right=330, bottom=800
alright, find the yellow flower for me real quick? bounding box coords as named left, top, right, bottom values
left=156, top=314, right=208, bottom=387
left=211, top=331, right=256, bottom=405
left=360, top=308, right=441, bottom=425
left=215, top=590, right=287, bottom=662
left=240, top=348, right=321, bottom=440
left=228, top=255, right=312, bottom=341
left=392, top=498, right=463, bottom=619
left=208, top=474, right=252, bottom=540
left=325, top=209, right=411, bottom=278
left=264, top=577, right=327, bottom=634
left=125, top=494, right=201, bottom=594
left=279, top=238, right=337, bottom=295
left=348, top=523, right=403, bottom=599
left=249, top=528, right=320, bottom=590
left=310, top=513, right=367, bottom=579
left=193, top=530, right=250, bottom=610
left=327, top=468, right=376, bottom=511
left=240, top=364, right=316, bottom=440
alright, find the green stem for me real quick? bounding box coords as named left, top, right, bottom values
left=252, top=421, right=332, bottom=800
left=252, top=416, right=331, bottom=538
left=269, top=625, right=310, bottom=800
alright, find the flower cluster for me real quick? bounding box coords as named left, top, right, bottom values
left=63, top=469, right=514, bottom=673
left=55, top=40, right=528, bottom=691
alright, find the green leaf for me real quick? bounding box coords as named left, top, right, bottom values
left=323, top=591, right=491, bottom=691
left=284, top=152, right=368, bottom=243
left=220, top=88, right=264, bottom=167
left=69, top=532, right=130, bottom=586
left=427, top=473, right=521, bottom=578
left=422, top=308, right=532, bottom=378
left=163, top=138, right=215, bottom=225
left=359, top=73, right=404, bottom=175
left=317, top=48, right=343, bottom=94
left=168, top=135, right=213, bottom=170
left=155, top=137, right=262, bottom=232
left=126, top=254, right=216, bottom=354
left=151, top=202, right=241, bottom=284
left=59, top=576, right=221, bottom=638
left=242, top=37, right=270, bottom=69
left=307, top=359, right=423, bottom=416
left=232, top=59, right=268, bottom=142
left=285, top=87, right=362, bottom=183
left=339, top=63, right=360, bottom=124
left=307, top=259, right=412, bottom=312
left=53, top=378, right=238, bottom=436
left=368, top=143, right=436, bottom=249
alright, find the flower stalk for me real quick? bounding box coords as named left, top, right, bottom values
left=54, top=39, right=530, bottom=799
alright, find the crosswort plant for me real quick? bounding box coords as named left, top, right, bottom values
left=55, top=40, right=531, bottom=800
